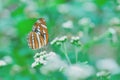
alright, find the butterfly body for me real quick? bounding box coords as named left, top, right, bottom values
left=28, top=18, right=48, bottom=50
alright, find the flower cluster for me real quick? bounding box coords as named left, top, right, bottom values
left=70, top=36, right=81, bottom=46
left=50, top=36, right=67, bottom=46
left=31, top=51, right=56, bottom=68
left=51, top=35, right=82, bottom=46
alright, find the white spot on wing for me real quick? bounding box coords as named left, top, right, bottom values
left=36, top=33, right=41, bottom=49
left=32, top=33, right=35, bottom=49
left=41, top=24, right=47, bottom=28
left=43, top=30, right=46, bottom=45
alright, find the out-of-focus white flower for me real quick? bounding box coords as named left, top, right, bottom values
left=108, top=28, right=118, bottom=43
left=117, top=0, right=120, bottom=4
left=0, top=9, right=11, bottom=18
left=40, top=52, right=68, bottom=75
left=108, top=28, right=116, bottom=34
left=83, top=2, right=96, bottom=12
left=78, top=31, right=83, bottom=38
left=62, top=20, right=73, bottom=29
left=23, top=0, right=38, bottom=18
left=47, top=52, right=56, bottom=57
left=96, top=58, right=120, bottom=74
left=3, top=56, right=13, bottom=64
left=78, top=17, right=95, bottom=28
left=10, top=65, right=22, bottom=75
left=58, top=4, right=69, bottom=13
left=116, top=5, right=120, bottom=11
left=78, top=18, right=90, bottom=25
left=0, top=60, right=7, bottom=67
left=109, top=17, right=120, bottom=25
left=5, top=27, right=17, bottom=37
left=96, top=70, right=110, bottom=77
left=12, top=65, right=21, bottom=71
left=64, top=64, right=95, bottom=80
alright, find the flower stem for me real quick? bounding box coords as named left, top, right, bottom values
left=63, top=43, right=71, bottom=65
left=75, top=46, right=78, bottom=63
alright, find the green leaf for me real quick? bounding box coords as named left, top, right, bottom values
left=94, top=0, right=107, bottom=7
left=16, top=18, right=36, bottom=37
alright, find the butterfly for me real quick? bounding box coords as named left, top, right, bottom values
left=27, top=18, right=48, bottom=50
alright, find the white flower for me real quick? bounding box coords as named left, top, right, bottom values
left=116, top=5, right=120, bottom=11
left=39, top=57, right=47, bottom=65
left=40, top=52, right=68, bottom=75
left=58, top=36, right=67, bottom=42
left=10, top=65, right=22, bottom=75
left=64, top=64, right=95, bottom=80
left=47, top=52, right=56, bottom=57
left=96, top=58, right=120, bottom=74
left=108, top=28, right=118, bottom=43
left=117, top=0, right=120, bottom=4
left=70, top=36, right=82, bottom=46
left=58, top=4, right=69, bottom=13
left=33, top=53, right=40, bottom=58
left=108, top=28, right=116, bottom=35
left=62, top=20, right=73, bottom=29
left=71, top=36, right=80, bottom=42
left=83, top=2, right=96, bottom=12
left=31, top=61, right=39, bottom=68
left=78, top=18, right=91, bottom=25
left=50, top=36, right=67, bottom=45
left=32, top=51, right=59, bottom=68
left=78, top=31, right=83, bottom=38
left=50, top=37, right=59, bottom=45
left=70, top=36, right=79, bottom=44
left=0, top=60, right=7, bottom=67
left=34, top=51, right=47, bottom=59
left=3, top=56, right=13, bottom=64
left=109, top=17, right=120, bottom=25
left=78, top=18, right=95, bottom=28
left=32, top=51, right=48, bottom=66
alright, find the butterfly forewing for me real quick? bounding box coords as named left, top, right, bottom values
left=28, top=18, right=48, bottom=50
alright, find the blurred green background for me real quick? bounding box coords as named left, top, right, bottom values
left=0, top=0, right=120, bottom=80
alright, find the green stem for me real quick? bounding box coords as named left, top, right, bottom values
left=63, top=43, right=71, bottom=65
left=75, top=46, right=78, bottom=63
